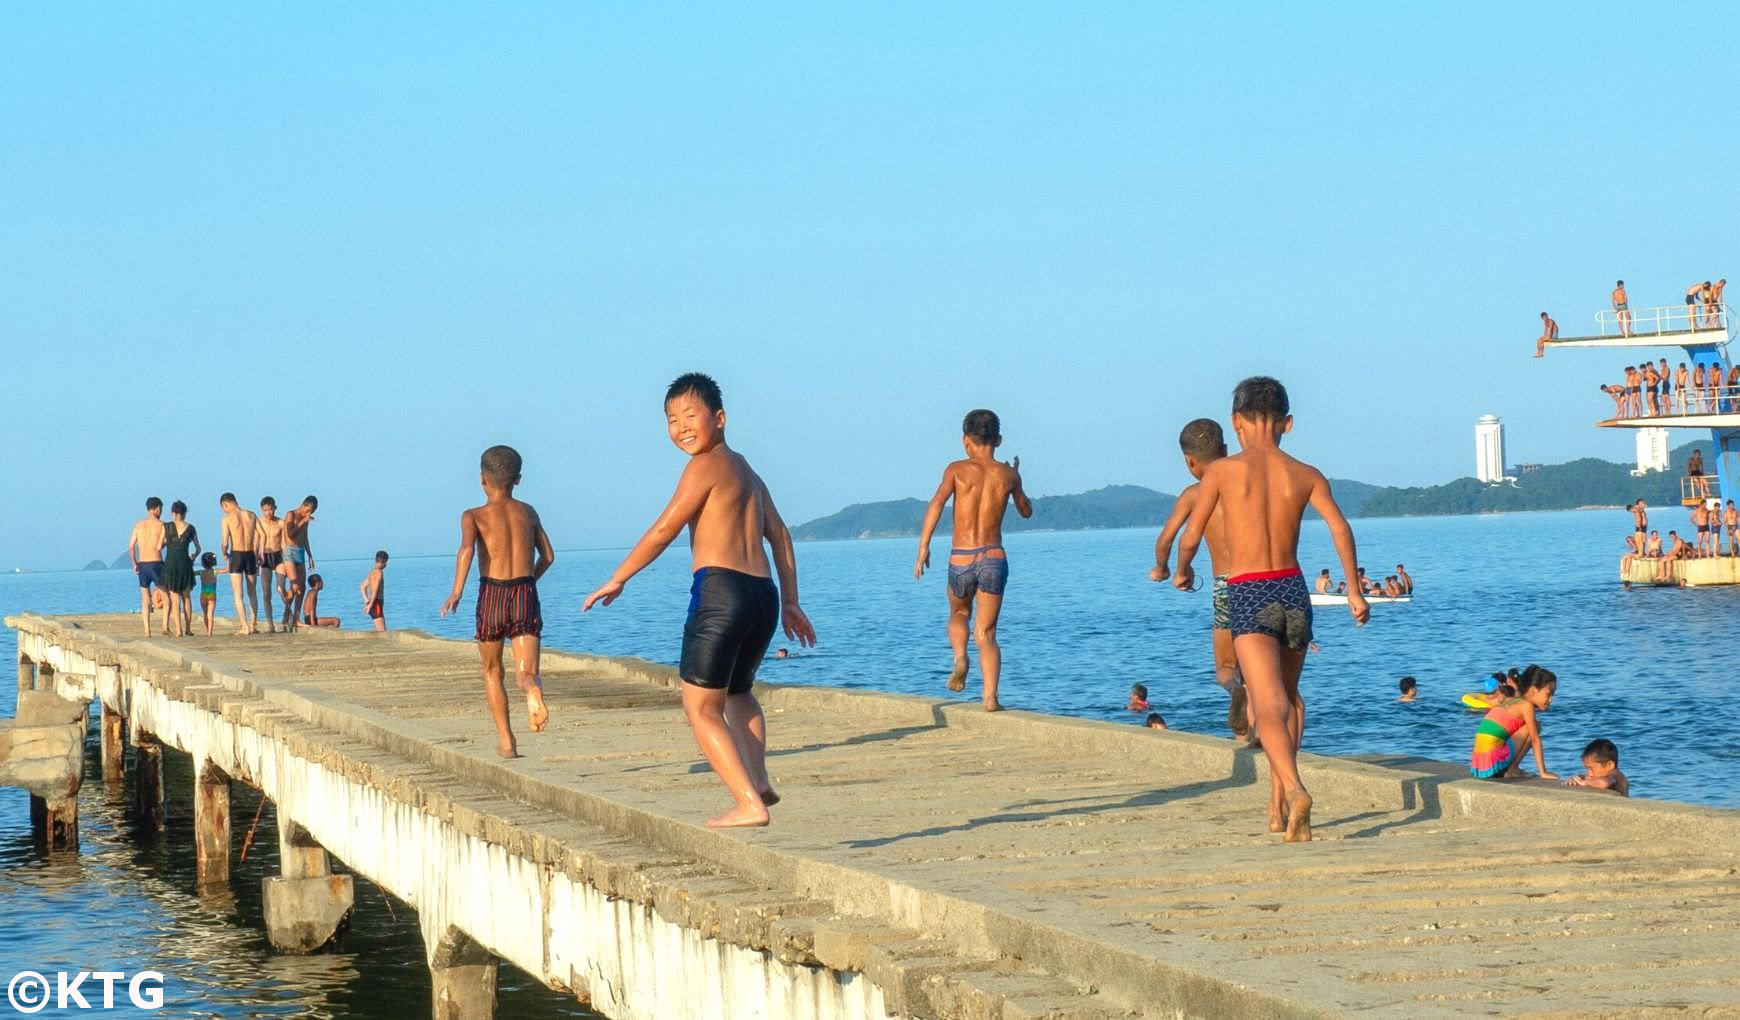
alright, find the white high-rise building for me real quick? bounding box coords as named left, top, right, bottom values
left=1475, top=415, right=1505, bottom=483
left=1635, top=427, right=1670, bottom=474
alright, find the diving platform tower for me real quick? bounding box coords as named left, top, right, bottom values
left=1540, top=300, right=1738, bottom=586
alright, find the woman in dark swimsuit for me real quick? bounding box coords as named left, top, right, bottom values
left=161, top=500, right=203, bottom=637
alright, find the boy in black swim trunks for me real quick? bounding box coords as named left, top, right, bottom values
left=1151, top=418, right=1250, bottom=738
left=1174, top=377, right=1368, bottom=842
left=442, top=445, right=556, bottom=759
left=584, top=375, right=816, bottom=828
left=915, top=409, right=1033, bottom=711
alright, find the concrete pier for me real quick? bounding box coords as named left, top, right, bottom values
left=263, top=818, right=355, bottom=952
left=1622, top=554, right=1740, bottom=586
left=8, top=613, right=1740, bottom=1018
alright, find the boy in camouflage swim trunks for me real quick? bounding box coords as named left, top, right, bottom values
left=1174, top=377, right=1369, bottom=843
left=1151, top=418, right=1250, bottom=739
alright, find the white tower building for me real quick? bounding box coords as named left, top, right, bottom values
left=1635, top=427, right=1670, bottom=474
left=1475, top=415, right=1506, bottom=483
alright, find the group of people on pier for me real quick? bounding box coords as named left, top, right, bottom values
left=1601, top=358, right=1737, bottom=418
left=1623, top=496, right=1740, bottom=577
left=127, top=495, right=319, bottom=638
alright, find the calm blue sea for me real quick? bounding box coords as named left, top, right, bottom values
left=3, top=507, right=1736, bottom=1016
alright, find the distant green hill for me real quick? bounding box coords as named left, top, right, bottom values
left=792, top=443, right=1712, bottom=541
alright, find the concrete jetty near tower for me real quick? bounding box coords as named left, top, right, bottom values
left=8, top=614, right=1740, bottom=1017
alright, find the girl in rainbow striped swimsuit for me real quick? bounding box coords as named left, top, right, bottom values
left=1470, top=667, right=1558, bottom=780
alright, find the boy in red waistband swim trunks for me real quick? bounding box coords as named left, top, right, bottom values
left=915, top=409, right=1034, bottom=712
left=1174, top=377, right=1368, bottom=842
left=584, top=374, right=816, bottom=828
left=442, top=445, right=556, bottom=759
left=360, top=550, right=389, bottom=631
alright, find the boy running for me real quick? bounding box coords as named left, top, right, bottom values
left=914, top=409, right=1034, bottom=711
left=1174, top=377, right=1369, bottom=842
left=584, top=374, right=816, bottom=828
left=128, top=497, right=168, bottom=637
left=442, top=446, right=555, bottom=758
left=1151, top=418, right=1249, bottom=738
left=219, top=493, right=261, bottom=634
left=360, top=551, right=389, bottom=631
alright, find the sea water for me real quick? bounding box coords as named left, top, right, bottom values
left=2, top=507, right=1734, bottom=1015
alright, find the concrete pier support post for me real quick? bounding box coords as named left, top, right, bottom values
left=134, top=732, right=165, bottom=830
left=28, top=796, right=78, bottom=850
left=17, top=653, right=32, bottom=693
left=36, top=661, right=53, bottom=693
left=193, top=757, right=231, bottom=886
left=262, top=818, right=354, bottom=953
left=421, top=918, right=499, bottom=1020
left=100, top=704, right=126, bottom=784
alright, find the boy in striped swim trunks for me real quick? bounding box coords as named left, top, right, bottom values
left=1151, top=418, right=1250, bottom=739
left=915, top=409, right=1034, bottom=712
left=442, top=445, right=556, bottom=759
left=1173, top=377, right=1369, bottom=843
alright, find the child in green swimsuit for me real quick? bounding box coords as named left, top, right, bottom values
left=197, top=552, right=219, bottom=637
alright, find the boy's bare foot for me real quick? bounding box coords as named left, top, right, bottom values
left=983, top=699, right=1004, bottom=712
left=1267, top=786, right=1285, bottom=833
left=758, top=788, right=781, bottom=806
left=1283, top=791, right=1313, bottom=843
left=526, top=689, right=549, bottom=732
left=1227, top=687, right=1248, bottom=736
left=706, top=803, right=770, bottom=828
left=496, top=743, right=521, bottom=759
left=947, top=659, right=968, bottom=693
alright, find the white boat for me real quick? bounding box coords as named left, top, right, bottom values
left=1310, top=592, right=1411, bottom=606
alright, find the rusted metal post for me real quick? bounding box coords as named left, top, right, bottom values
left=194, top=757, right=231, bottom=885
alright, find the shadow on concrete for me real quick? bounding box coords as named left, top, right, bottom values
left=841, top=749, right=1261, bottom=849
left=1339, top=758, right=1456, bottom=839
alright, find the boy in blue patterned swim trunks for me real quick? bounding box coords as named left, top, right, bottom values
left=1152, top=419, right=1249, bottom=738
left=1174, top=377, right=1368, bottom=843
left=916, top=409, right=1033, bottom=711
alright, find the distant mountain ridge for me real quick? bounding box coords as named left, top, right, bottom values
left=791, top=444, right=1711, bottom=541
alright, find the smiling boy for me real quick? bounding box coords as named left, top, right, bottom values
left=584, top=373, right=816, bottom=828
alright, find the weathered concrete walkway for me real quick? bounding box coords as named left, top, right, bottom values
left=11, top=613, right=1740, bottom=1018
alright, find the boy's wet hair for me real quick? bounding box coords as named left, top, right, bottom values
left=220, top=492, right=237, bottom=506
left=260, top=496, right=276, bottom=509
left=666, top=372, right=723, bottom=412
left=1398, top=676, right=1417, bottom=693
left=1145, top=712, right=1165, bottom=727
left=375, top=550, right=389, bottom=563
left=146, top=496, right=163, bottom=511
left=481, top=445, right=523, bottom=486
left=201, top=552, right=217, bottom=568
left=1582, top=738, right=1618, bottom=765
left=170, top=500, right=187, bottom=516
left=302, top=495, right=319, bottom=511
left=1131, top=683, right=1147, bottom=699
left=1232, top=376, right=1290, bottom=420
left=1178, top=418, right=1227, bottom=460
left=308, top=573, right=323, bottom=587
left=962, top=409, right=1001, bottom=445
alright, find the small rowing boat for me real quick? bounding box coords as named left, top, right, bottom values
left=1309, top=592, right=1411, bottom=607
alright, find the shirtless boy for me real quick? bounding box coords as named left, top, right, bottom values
left=1534, top=312, right=1558, bottom=358
left=442, top=446, right=555, bottom=759
left=915, top=409, right=1034, bottom=711
left=256, top=497, right=287, bottom=632
left=1688, top=282, right=1709, bottom=330
left=219, top=493, right=261, bottom=634
left=584, top=375, right=816, bottom=828
left=1713, top=279, right=1728, bottom=328
left=302, top=575, right=341, bottom=628
left=360, top=551, right=389, bottom=631
left=1628, top=500, right=1648, bottom=557
left=1692, top=502, right=1713, bottom=557
left=128, top=497, right=168, bottom=637
left=1612, top=280, right=1629, bottom=337
left=1658, top=358, right=1673, bottom=415
left=1395, top=563, right=1413, bottom=594
left=1151, top=419, right=1248, bottom=738
left=1174, top=377, right=1369, bottom=842
left=281, top=497, right=317, bottom=632
left=1314, top=569, right=1331, bottom=593
left=1726, top=501, right=1737, bottom=556
left=1641, top=362, right=1659, bottom=416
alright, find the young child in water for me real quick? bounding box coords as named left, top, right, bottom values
left=1470, top=667, right=1558, bottom=780
left=1127, top=683, right=1150, bottom=712
left=1566, top=738, right=1628, bottom=796
left=1397, top=677, right=1417, bottom=702
left=914, top=409, right=1033, bottom=710
left=197, top=553, right=219, bottom=637
left=1145, top=712, right=1167, bottom=730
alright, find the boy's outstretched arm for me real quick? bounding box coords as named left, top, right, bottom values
left=914, top=467, right=954, bottom=579
left=532, top=516, right=555, bottom=582
left=440, top=510, right=478, bottom=616
left=761, top=483, right=817, bottom=647
left=583, top=463, right=710, bottom=610
left=1308, top=474, right=1370, bottom=625
left=1011, top=456, right=1033, bottom=519
left=1173, top=468, right=1222, bottom=591
left=1150, top=485, right=1199, bottom=582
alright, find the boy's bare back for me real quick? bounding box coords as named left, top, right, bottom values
left=466, top=497, right=551, bottom=580
left=944, top=457, right=1024, bottom=548
left=1200, top=448, right=1323, bottom=575
left=677, top=447, right=774, bottom=578
left=1167, top=483, right=1232, bottom=573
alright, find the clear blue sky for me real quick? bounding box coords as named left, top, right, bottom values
left=5, top=3, right=1736, bottom=569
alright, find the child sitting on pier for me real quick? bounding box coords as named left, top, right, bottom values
left=442, top=445, right=556, bottom=760
left=302, top=575, right=341, bottom=628
left=1565, top=738, right=1629, bottom=796
left=1127, top=683, right=1150, bottom=712
left=584, top=375, right=815, bottom=828
left=914, top=409, right=1034, bottom=710
left=198, top=553, right=219, bottom=637
left=1470, top=667, right=1557, bottom=781
left=1173, top=377, right=1369, bottom=842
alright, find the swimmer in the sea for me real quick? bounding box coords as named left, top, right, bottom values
left=1397, top=676, right=1417, bottom=702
